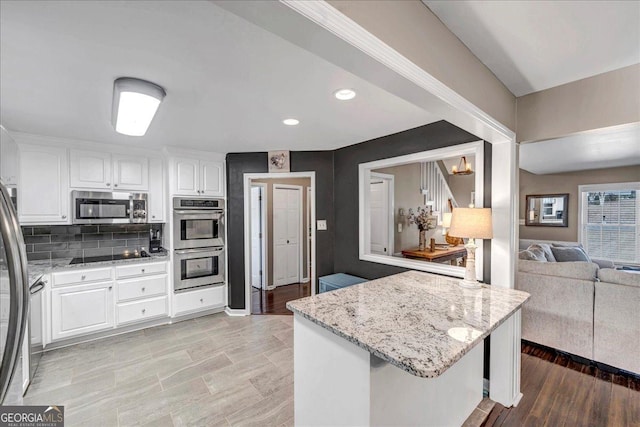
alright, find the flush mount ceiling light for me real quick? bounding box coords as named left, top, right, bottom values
left=452, top=156, right=474, bottom=175
left=283, top=118, right=300, bottom=126
left=112, top=77, right=166, bottom=136
left=334, top=88, right=356, bottom=101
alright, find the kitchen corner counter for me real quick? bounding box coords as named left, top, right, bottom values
left=287, top=270, right=530, bottom=378
left=27, top=251, right=169, bottom=284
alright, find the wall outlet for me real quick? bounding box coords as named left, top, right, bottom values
left=317, top=220, right=327, bottom=231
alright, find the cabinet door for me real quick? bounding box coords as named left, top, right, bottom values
left=200, top=160, right=224, bottom=197
left=148, top=158, right=165, bottom=222
left=174, top=157, right=199, bottom=196
left=51, top=281, right=114, bottom=341
left=69, top=149, right=112, bottom=189
left=0, top=127, right=18, bottom=185
left=18, top=144, right=69, bottom=224
left=112, top=155, right=149, bottom=191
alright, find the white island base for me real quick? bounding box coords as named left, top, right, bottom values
left=294, top=315, right=484, bottom=427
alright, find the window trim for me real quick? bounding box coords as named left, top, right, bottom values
left=578, top=181, right=640, bottom=263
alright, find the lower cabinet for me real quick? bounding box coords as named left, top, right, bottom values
left=116, top=296, right=168, bottom=326
left=51, top=281, right=114, bottom=341
left=174, top=285, right=225, bottom=316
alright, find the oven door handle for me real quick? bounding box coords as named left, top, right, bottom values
left=175, top=247, right=224, bottom=255
left=173, top=210, right=224, bottom=215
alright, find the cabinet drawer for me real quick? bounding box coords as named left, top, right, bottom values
left=174, top=285, right=225, bottom=315
left=115, top=262, right=167, bottom=279
left=53, top=267, right=113, bottom=287
left=117, top=275, right=167, bottom=302
left=117, top=296, right=168, bottom=325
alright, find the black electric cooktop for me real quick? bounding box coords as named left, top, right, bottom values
left=69, top=252, right=150, bottom=265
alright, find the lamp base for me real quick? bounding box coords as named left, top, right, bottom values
left=458, top=279, right=482, bottom=289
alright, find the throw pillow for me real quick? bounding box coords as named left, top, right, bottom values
left=550, top=246, right=591, bottom=262
left=518, top=248, right=547, bottom=262
left=528, top=243, right=556, bottom=262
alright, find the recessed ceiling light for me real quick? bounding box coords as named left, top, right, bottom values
left=112, top=78, right=166, bottom=136
left=334, top=88, right=356, bottom=101
left=283, top=118, right=299, bottom=126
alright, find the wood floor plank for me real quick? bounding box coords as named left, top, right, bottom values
left=563, top=370, right=595, bottom=427
left=522, top=361, right=566, bottom=426
left=500, top=355, right=549, bottom=426
left=588, top=376, right=612, bottom=427
left=607, top=382, right=630, bottom=427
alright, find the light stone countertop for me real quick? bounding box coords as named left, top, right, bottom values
left=286, top=270, right=530, bottom=378
left=27, top=251, right=169, bottom=285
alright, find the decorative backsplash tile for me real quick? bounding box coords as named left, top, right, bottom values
left=21, top=224, right=160, bottom=261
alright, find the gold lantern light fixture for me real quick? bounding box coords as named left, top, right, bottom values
left=452, top=156, right=473, bottom=175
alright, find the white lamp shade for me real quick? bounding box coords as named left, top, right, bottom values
left=448, top=208, right=493, bottom=239
left=112, top=78, right=166, bottom=136
left=441, top=212, right=452, bottom=228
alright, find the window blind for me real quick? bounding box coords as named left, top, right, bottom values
left=582, top=189, right=638, bottom=263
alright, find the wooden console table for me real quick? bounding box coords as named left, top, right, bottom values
left=401, top=246, right=467, bottom=266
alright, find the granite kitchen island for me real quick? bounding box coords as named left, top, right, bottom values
left=286, top=270, right=530, bottom=426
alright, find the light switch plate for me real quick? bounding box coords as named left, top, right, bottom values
left=317, top=220, right=327, bottom=231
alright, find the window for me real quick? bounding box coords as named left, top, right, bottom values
left=579, top=182, right=640, bottom=264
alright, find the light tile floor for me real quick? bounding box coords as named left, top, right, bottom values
left=24, top=313, right=294, bottom=427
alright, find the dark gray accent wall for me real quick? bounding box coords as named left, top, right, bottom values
left=226, top=151, right=334, bottom=309
left=333, top=121, right=489, bottom=280
left=22, top=224, right=156, bottom=261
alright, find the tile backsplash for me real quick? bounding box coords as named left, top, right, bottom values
left=22, top=224, right=156, bottom=261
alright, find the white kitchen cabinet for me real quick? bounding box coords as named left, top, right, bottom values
left=0, top=127, right=18, bottom=185
left=174, top=157, right=199, bottom=195
left=200, top=160, right=224, bottom=196
left=51, top=281, right=114, bottom=341
left=69, top=149, right=112, bottom=189
left=112, top=154, right=149, bottom=191
left=173, top=285, right=225, bottom=316
left=18, top=144, right=69, bottom=224
left=148, top=158, right=165, bottom=222
left=173, top=157, right=224, bottom=197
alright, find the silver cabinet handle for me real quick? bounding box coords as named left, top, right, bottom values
left=114, top=184, right=118, bottom=187
left=108, top=286, right=112, bottom=290
left=142, top=308, right=146, bottom=314
left=152, top=215, right=156, bottom=219
left=200, top=298, right=204, bottom=303
left=141, top=268, right=145, bottom=273
left=81, top=275, right=86, bottom=280
left=62, top=215, right=67, bottom=219
left=106, top=183, right=111, bottom=187
left=141, top=287, right=146, bottom=292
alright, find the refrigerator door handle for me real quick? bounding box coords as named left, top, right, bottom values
left=0, top=181, right=29, bottom=404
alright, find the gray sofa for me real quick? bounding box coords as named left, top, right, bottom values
left=516, top=240, right=640, bottom=374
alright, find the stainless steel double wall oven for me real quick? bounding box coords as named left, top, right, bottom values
left=173, top=198, right=225, bottom=292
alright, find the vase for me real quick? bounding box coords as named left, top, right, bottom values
left=419, top=229, right=426, bottom=251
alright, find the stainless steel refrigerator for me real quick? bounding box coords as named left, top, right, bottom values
left=0, top=180, right=29, bottom=405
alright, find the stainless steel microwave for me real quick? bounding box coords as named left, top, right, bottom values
left=72, top=191, right=148, bottom=224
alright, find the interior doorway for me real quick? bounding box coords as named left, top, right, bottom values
left=244, top=173, right=315, bottom=315
left=369, top=172, right=394, bottom=256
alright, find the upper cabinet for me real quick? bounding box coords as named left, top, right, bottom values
left=70, top=149, right=148, bottom=191
left=148, top=158, right=165, bottom=223
left=18, top=144, right=70, bottom=224
left=172, top=157, right=224, bottom=197
left=0, top=127, right=18, bottom=185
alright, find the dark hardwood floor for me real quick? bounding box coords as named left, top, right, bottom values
left=484, top=342, right=640, bottom=426
left=251, top=282, right=310, bottom=315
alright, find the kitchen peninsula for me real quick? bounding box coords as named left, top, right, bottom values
left=287, top=271, right=530, bottom=426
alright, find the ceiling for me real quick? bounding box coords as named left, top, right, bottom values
left=519, top=123, right=640, bottom=174
left=424, top=1, right=640, bottom=96
left=0, top=1, right=438, bottom=152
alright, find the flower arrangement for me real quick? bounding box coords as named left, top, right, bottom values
left=407, top=206, right=437, bottom=231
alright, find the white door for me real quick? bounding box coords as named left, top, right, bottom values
left=112, top=154, right=149, bottom=191
left=273, top=186, right=301, bottom=286
left=69, top=149, right=112, bottom=189
left=200, top=160, right=224, bottom=197
left=174, top=158, right=199, bottom=195
left=51, top=281, right=115, bottom=341
left=370, top=177, right=390, bottom=255
left=18, top=144, right=70, bottom=224
left=148, top=158, right=165, bottom=222
left=250, top=186, right=264, bottom=289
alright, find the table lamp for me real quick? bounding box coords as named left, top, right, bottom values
left=448, top=208, right=493, bottom=289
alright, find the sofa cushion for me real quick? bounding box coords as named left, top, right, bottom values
left=551, top=246, right=591, bottom=262
left=528, top=243, right=556, bottom=262
left=518, top=259, right=598, bottom=280
left=598, top=268, right=640, bottom=288
left=519, top=248, right=547, bottom=261
left=592, top=258, right=615, bottom=269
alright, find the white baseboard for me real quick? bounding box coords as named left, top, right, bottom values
left=225, top=307, right=249, bottom=316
